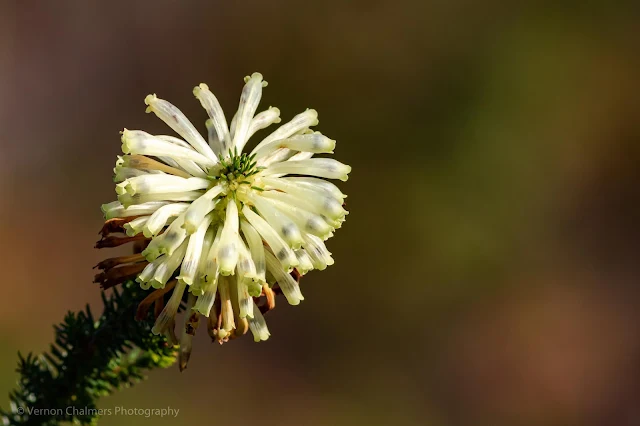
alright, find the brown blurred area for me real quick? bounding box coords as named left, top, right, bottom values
left=1, top=0, right=639, bottom=425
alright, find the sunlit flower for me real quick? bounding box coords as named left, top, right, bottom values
left=96, top=72, right=350, bottom=369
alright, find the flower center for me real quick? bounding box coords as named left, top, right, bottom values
left=207, top=149, right=264, bottom=196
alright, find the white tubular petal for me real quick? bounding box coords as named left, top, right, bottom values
left=294, top=249, right=314, bottom=275
left=265, top=126, right=312, bottom=162
left=159, top=212, right=189, bottom=256
left=322, top=214, right=343, bottom=230
left=247, top=107, right=281, bottom=141
left=114, top=166, right=146, bottom=182
left=144, top=94, right=217, bottom=161
left=242, top=206, right=298, bottom=271
left=218, top=275, right=235, bottom=334
left=260, top=148, right=296, bottom=167
left=240, top=219, right=266, bottom=283
left=151, top=240, right=188, bottom=288
left=124, top=216, right=149, bottom=236
left=193, top=271, right=218, bottom=317
left=143, top=203, right=189, bottom=237
left=183, top=198, right=216, bottom=235
left=287, top=151, right=314, bottom=162
left=262, top=177, right=347, bottom=220
left=136, top=257, right=162, bottom=289
left=233, top=73, right=266, bottom=153
left=236, top=237, right=257, bottom=281
left=205, top=119, right=223, bottom=154
left=190, top=226, right=217, bottom=296
left=155, top=155, right=188, bottom=174
left=247, top=301, right=270, bottom=342
left=193, top=226, right=220, bottom=316
left=258, top=191, right=333, bottom=239
left=236, top=274, right=253, bottom=319
left=182, top=185, right=224, bottom=234
left=118, top=191, right=202, bottom=208
left=152, top=280, right=187, bottom=335
left=101, top=200, right=168, bottom=219
left=115, top=181, right=129, bottom=195
left=256, top=128, right=316, bottom=167
left=101, top=201, right=122, bottom=217
left=121, top=130, right=216, bottom=168
left=159, top=157, right=206, bottom=179
left=229, top=111, right=238, bottom=141
left=204, top=226, right=224, bottom=282
left=251, top=109, right=319, bottom=157
left=249, top=193, right=304, bottom=249
left=156, top=135, right=208, bottom=178
left=282, top=176, right=346, bottom=200
left=194, top=84, right=231, bottom=154
left=217, top=200, right=240, bottom=276
left=177, top=213, right=214, bottom=285
left=302, top=233, right=335, bottom=270
left=141, top=234, right=165, bottom=261
left=252, top=133, right=335, bottom=160
left=123, top=175, right=210, bottom=196
left=120, top=154, right=191, bottom=178
left=265, top=251, right=304, bottom=305
left=263, top=158, right=351, bottom=181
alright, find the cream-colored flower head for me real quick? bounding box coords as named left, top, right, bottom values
left=100, top=72, right=350, bottom=367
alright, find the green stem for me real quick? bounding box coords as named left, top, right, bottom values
left=1, top=281, right=176, bottom=426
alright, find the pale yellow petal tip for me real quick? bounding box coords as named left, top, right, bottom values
left=176, top=276, right=194, bottom=286
left=327, top=138, right=337, bottom=153
left=340, top=165, right=352, bottom=181
left=181, top=222, right=198, bottom=235
left=144, top=93, right=157, bottom=105
left=244, top=72, right=267, bottom=87
left=115, top=182, right=128, bottom=195
left=123, top=225, right=138, bottom=237
left=253, top=334, right=270, bottom=342
left=120, top=130, right=131, bottom=152
left=191, top=306, right=211, bottom=317
left=306, top=108, right=320, bottom=126
left=244, top=72, right=263, bottom=81
left=269, top=106, right=282, bottom=122
left=141, top=248, right=161, bottom=262
left=219, top=268, right=235, bottom=277
left=193, top=83, right=209, bottom=97
left=144, top=94, right=157, bottom=112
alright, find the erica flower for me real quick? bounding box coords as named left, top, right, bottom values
left=96, top=72, right=350, bottom=369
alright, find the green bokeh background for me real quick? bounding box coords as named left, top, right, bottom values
left=1, top=1, right=639, bottom=425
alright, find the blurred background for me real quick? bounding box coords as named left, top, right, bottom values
left=1, top=1, right=639, bottom=425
